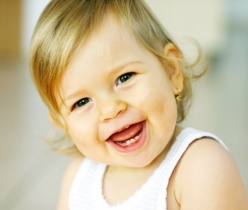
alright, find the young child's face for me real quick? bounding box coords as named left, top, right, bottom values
left=59, top=13, right=180, bottom=168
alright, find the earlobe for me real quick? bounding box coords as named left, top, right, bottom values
left=163, top=43, right=184, bottom=94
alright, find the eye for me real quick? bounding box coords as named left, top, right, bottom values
left=72, top=97, right=91, bottom=110
left=116, top=72, right=134, bottom=85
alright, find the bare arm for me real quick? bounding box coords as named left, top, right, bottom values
left=56, top=155, right=84, bottom=210
left=173, top=138, right=248, bottom=210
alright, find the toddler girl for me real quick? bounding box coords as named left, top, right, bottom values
left=30, top=0, right=248, bottom=209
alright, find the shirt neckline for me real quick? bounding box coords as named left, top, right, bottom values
left=92, top=127, right=193, bottom=209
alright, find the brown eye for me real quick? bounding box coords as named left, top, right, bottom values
left=116, top=73, right=133, bottom=85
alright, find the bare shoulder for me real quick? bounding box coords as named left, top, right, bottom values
left=56, top=154, right=84, bottom=210
left=173, top=138, right=248, bottom=210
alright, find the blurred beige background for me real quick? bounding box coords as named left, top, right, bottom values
left=0, top=0, right=247, bottom=209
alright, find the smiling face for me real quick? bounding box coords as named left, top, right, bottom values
left=59, top=13, right=183, bottom=168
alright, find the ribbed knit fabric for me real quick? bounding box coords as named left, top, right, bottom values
left=69, top=127, right=228, bottom=210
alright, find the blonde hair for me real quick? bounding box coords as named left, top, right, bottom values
left=30, top=0, right=206, bottom=153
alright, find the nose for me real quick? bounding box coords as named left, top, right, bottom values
left=98, top=96, right=127, bottom=122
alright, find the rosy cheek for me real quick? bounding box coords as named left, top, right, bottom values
left=137, top=87, right=166, bottom=112
left=68, top=115, right=98, bottom=140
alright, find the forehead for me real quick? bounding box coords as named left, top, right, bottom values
left=75, top=12, right=145, bottom=63
left=59, top=12, right=155, bottom=101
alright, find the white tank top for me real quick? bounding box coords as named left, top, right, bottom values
left=69, top=127, right=228, bottom=210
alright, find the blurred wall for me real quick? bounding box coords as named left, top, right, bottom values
left=146, top=0, right=225, bottom=54
left=0, top=0, right=22, bottom=58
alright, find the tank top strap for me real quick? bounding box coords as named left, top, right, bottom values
left=156, top=127, right=228, bottom=209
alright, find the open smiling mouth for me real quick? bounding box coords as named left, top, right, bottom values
left=106, top=121, right=147, bottom=153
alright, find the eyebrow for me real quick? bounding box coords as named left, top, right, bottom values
left=62, top=61, right=143, bottom=102
left=107, top=61, right=143, bottom=76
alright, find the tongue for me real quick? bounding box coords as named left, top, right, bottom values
left=111, top=123, right=142, bottom=142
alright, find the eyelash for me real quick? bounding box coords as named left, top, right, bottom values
left=71, top=72, right=134, bottom=111
left=116, top=72, right=134, bottom=85
left=72, top=97, right=91, bottom=110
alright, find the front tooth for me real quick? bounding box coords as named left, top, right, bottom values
left=130, top=139, right=135, bottom=143
left=135, top=135, right=139, bottom=140
left=126, top=140, right=131, bottom=145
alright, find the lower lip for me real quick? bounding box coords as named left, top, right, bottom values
left=106, top=121, right=147, bottom=153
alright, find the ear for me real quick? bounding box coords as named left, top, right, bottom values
left=163, top=43, right=184, bottom=94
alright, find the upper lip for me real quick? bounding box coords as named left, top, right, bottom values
left=105, top=121, right=144, bottom=141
